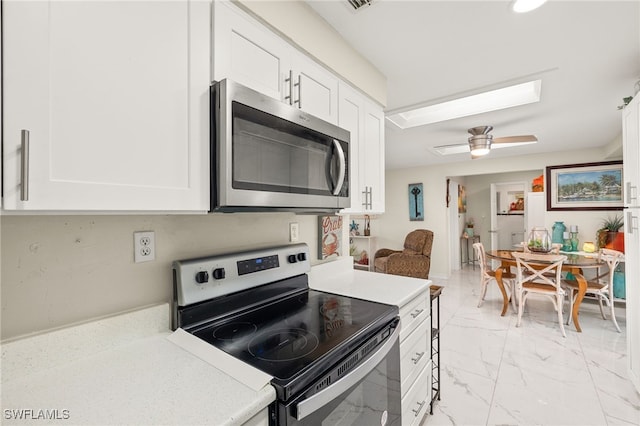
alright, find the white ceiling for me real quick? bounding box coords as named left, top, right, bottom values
left=306, top=0, right=640, bottom=169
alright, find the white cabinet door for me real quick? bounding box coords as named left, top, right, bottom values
left=3, top=0, right=210, bottom=211
left=212, top=0, right=289, bottom=101
left=338, top=82, right=385, bottom=214
left=622, top=94, right=640, bottom=394
left=292, top=55, right=339, bottom=124
left=338, top=83, right=362, bottom=213
left=362, top=101, right=386, bottom=213
left=623, top=95, right=640, bottom=208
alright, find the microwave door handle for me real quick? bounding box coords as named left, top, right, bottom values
left=295, top=323, right=400, bottom=421
left=331, top=139, right=346, bottom=195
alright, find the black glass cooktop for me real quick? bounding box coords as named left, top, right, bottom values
left=192, top=288, right=397, bottom=382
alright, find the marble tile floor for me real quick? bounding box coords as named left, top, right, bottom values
left=423, top=266, right=640, bottom=426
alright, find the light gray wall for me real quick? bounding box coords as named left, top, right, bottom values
left=0, top=213, right=326, bottom=340
left=377, top=147, right=623, bottom=279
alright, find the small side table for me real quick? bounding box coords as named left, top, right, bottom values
left=460, top=235, right=480, bottom=270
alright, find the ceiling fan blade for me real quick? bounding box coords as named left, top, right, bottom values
left=432, top=143, right=470, bottom=156
left=493, top=135, right=538, bottom=144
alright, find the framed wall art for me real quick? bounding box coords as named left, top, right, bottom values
left=408, top=183, right=424, bottom=221
left=318, top=215, right=343, bottom=259
left=458, top=185, right=467, bottom=213
left=546, top=161, right=623, bottom=211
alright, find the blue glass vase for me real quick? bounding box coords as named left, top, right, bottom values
left=552, top=221, right=566, bottom=244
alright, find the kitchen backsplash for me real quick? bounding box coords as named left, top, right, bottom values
left=0, top=213, right=325, bottom=340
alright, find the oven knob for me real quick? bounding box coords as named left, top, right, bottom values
left=297, top=252, right=307, bottom=262
left=195, top=271, right=209, bottom=284
left=212, top=268, right=225, bottom=280
left=287, top=254, right=298, bottom=263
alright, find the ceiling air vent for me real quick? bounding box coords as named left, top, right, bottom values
left=348, top=0, right=374, bottom=11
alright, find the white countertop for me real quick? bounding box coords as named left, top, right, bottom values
left=309, top=257, right=431, bottom=308
left=1, top=304, right=274, bottom=425
left=1, top=258, right=430, bottom=425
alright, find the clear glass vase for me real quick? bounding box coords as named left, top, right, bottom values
left=527, top=227, right=552, bottom=253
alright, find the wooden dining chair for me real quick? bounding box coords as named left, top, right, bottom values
left=512, top=252, right=568, bottom=337
left=563, top=248, right=624, bottom=333
left=473, top=242, right=516, bottom=310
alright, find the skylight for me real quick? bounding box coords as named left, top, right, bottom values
left=386, top=80, right=542, bottom=129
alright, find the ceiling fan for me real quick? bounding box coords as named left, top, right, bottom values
left=433, top=126, right=538, bottom=159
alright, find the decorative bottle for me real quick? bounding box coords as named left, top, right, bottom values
left=527, top=227, right=552, bottom=252
left=551, top=221, right=566, bottom=244
left=562, top=232, right=572, bottom=251
left=570, top=232, right=579, bottom=252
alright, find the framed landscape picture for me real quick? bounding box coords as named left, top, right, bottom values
left=546, top=161, right=623, bottom=211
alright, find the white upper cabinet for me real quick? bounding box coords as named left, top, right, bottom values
left=362, top=101, right=385, bottom=213
left=2, top=0, right=210, bottom=211
left=212, top=1, right=339, bottom=124
left=622, top=93, right=640, bottom=394
left=212, top=0, right=288, bottom=101
left=338, top=82, right=385, bottom=214
left=623, top=95, right=640, bottom=208
left=289, top=54, right=339, bottom=124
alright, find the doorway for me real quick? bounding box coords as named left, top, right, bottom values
left=490, top=182, right=527, bottom=251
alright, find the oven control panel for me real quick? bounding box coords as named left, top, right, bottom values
left=237, top=254, right=279, bottom=276
left=172, top=243, right=311, bottom=306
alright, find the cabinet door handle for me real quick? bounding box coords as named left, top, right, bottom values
left=411, top=351, right=425, bottom=364
left=20, top=129, right=30, bottom=201
left=410, top=308, right=424, bottom=319
left=284, top=70, right=294, bottom=105
left=361, top=186, right=372, bottom=210
left=626, top=182, right=638, bottom=204
left=628, top=211, right=638, bottom=234
left=294, top=75, right=301, bottom=108
left=412, top=400, right=426, bottom=417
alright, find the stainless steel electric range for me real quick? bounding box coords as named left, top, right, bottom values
left=172, top=243, right=401, bottom=425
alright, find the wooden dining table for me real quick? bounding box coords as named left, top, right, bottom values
left=486, top=249, right=605, bottom=332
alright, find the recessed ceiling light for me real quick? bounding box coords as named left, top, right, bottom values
left=512, top=0, right=547, bottom=13
left=386, top=80, right=542, bottom=129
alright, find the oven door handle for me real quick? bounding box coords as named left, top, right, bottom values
left=295, top=322, right=400, bottom=421
left=331, top=139, right=346, bottom=196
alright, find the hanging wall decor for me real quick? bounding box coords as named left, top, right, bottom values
left=408, top=183, right=424, bottom=221
left=458, top=185, right=467, bottom=213
left=318, top=215, right=343, bottom=259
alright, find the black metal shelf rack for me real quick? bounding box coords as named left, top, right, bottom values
left=429, top=285, right=442, bottom=414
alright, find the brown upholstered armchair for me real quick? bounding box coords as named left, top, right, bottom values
left=374, top=229, right=434, bottom=279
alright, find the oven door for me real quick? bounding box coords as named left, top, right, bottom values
left=277, top=320, right=401, bottom=426
left=213, top=79, right=350, bottom=212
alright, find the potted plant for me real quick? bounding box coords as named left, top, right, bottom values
left=597, top=215, right=624, bottom=252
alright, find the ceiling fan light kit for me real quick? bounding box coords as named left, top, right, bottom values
left=434, top=125, right=538, bottom=159
left=468, top=126, right=493, bottom=158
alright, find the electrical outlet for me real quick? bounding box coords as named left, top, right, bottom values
left=134, top=231, right=155, bottom=263
left=289, top=222, right=299, bottom=242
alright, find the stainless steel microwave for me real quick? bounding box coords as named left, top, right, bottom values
left=210, top=79, right=350, bottom=213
